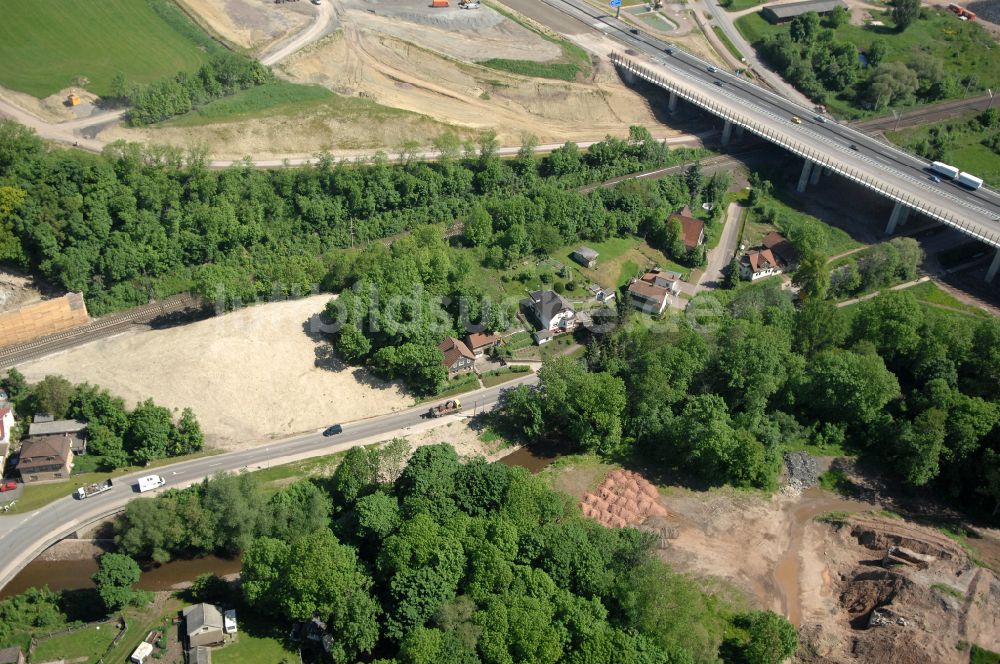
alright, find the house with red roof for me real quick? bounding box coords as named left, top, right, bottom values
left=669, top=206, right=706, bottom=250
left=626, top=268, right=681, bottom=315
left=438, top=337, right=475, bottom=375
left=739, top=232, right=796, bottom=281
left=464, top=332, right=501, bottom=358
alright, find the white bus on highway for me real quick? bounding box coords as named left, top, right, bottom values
left=957, top=172, right=983, bottom=190
left=930, top=161, right=960, bottom=179
left=137, top=475, right=166, bottom=493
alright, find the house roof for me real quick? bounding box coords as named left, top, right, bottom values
left=28, top=419, right=86, bottom=437
left=762, top=231, right=795, bottom=265
left=0, top=406, right=12, bottom=442
left=640, top=268, right=679, bottom=286
left=746, top=248, right=781, bottom=272
left=669, top=209, right=705, bottom=249
left=438, top=337, right=475, bottom=367
left=528, top=290, right=573, bottom=325
left=465, top=332, right=501, bottom=350
left=0, top=646, right=24, bottom=664
left=573, top=246, right=599, bottom=260
left=183, top=603, right=224, bottom=636
left=628, top=278, right=669, bottom=305
left=17, top=435, right=72, bottom=469
left=762, top=0, right=846, bottom=20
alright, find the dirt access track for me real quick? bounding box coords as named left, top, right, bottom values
left=15, top=295, right=412, bottom=451
left=102, top=0, right=687, bottom=159
left=550, top=460, right=1000, bottom=662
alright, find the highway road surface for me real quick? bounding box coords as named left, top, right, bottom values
left=0, top=375, right=536, bottom=592
left=538, top=0, right=1000, bottom=248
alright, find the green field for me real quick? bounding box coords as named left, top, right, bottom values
left=887, top=112, right=1000, bottom=189
left=721, top=0, right=768, bottom=11
left=744, top=195, right=862, bottom=258
left=713, top=26, right=745, bottom=61
left=479, top=0, right=592, bottom=81
left=212, top=632, right=298, bottom=664
left=736, top=8, right=1000, bottom=117
left=32, top=624, right=119, bottom=663
left=163, top=81, right=339, bottom=127
left=0, top=0, right=222, bottom=98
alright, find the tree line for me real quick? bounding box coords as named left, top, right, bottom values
left=109, top=52, right=273, bottom=126
left=111, top=442, right=797, bottom=664
left=496, top=286, right=1000, bottom=516
left=1, top=370, right=203, bottom=470
left=0, top=122, right=701, bottom=317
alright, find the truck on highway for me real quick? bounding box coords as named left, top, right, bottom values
left=426, top=399, right=461, bottom=418
left=957, top=172, right=983, bottom=190
left=930, top=161, right=960, bottom=179
left=137, top=475, right=166, bottom=493
left=75, top=479, right=113, bottom=500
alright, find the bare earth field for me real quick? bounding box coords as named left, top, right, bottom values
left=0, top=269, right=46, bottom=314
left=549, top=459, right=1000, bottom=662
left=176, top=0, right=312, bottom=51
left=16, top=294, right=412, bottom=450
left=104, top=0, right=681, bottom=157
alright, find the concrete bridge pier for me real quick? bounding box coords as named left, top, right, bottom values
left=987, top=248, right=1000, bottom=282
left=796, top=159, right=813, bottom=193
left=809, top=161, right=822, bottom=185
left=622, top=69, right=637, bottom=86
left=885, top=202, right=911, bottom=234
left=668, top=91, right=678, bottom=113
left=733, top=125, right=744, bottom=141
left=721, top=119, right=733, bottom=146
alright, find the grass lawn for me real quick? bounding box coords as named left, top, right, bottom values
left=887, top=111, right=1000, bottom=189
left=722, top=0, right=768, bottom=11
left=32, top=624, right=119, bottom=663
left=163, top=81, right=338, bottom=127
left=749, top=195, right=862, bottom=258
left=0, top=0, right=221, bottom=98
left=972, top=645, right=1000, bottom=664
left=736, top=8, right=1000, bottom=118
left=713, top=26, right=745, bottom=61
left=99, top=596, right=184, bottom=664
left=251, top=450, right=349, bottom=490
left=213, top=626, right=297, bottom=664
left=481, top=366, right=532, bottom=388
left=906, top=280, right=990, bottom=318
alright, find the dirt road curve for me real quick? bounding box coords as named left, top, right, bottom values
left=260, top=0, right=336, bottom=66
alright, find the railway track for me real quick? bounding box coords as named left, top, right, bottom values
left=0, top=293, right=202, bottom=369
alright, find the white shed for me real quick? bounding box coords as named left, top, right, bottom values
left=130, top=642, right=153, bottom=664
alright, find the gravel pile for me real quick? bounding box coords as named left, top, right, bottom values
left=784, top=452, right=820, bottom=491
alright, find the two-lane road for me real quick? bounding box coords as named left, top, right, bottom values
left=0, top=374, right=536, bottom=591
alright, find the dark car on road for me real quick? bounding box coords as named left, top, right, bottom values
left=323, top=424, right=343, bottom=436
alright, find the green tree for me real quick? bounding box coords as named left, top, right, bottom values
left=793, top=298, right=847, bottom=356
left=1, top=368, right=27, bottom=402
left=333, top=445, right=381, bottom=504
left=868, top=40, right=889, bottom=68
left=31, top=375, right=74, bottom=418
left=892, top=0, right=921, bottom=30
left=125, top=399, right=175, bottom=464
left=724, top=611, right=797, bottom=664
left=802, top=350, right=900, bottom=426
left=336, top=323, right=372, bottom=363
left=867, top=62, right=918, bottom=108
left=170, top=407, right=204, bottom=456
left=851, top=291, right=923, bottom=362
left=793, top=250, right=829, bottom=300
left=355, top=491, right=402, bottom=540
left=92, top=553, right=143, bottom=612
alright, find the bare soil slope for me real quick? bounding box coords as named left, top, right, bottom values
left=16, top=295, right=411, bottom=449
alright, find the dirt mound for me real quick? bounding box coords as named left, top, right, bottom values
left=839, top=569, right=910, bottom=627
left=848, top=517, right=967, bottom=565
left=580, top=469, right=668, bottom=528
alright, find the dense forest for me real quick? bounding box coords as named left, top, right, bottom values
left=1, top=369, right=203, bottom=470
left=496, top=284, right=1000, bottom=516
left=110, top=443, right=797, bottom=664
left=0, top=122, right=703, bottom=316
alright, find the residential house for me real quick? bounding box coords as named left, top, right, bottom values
left=627, top=278, right=670, bottom=315
left=438, top=337, right=475, bottom=375
left=571, top=247, right=599, bottom=268
left=669, top=206, right=706, bottom=249
left=464, top=332, right=501, bottom=358
left=525, top=290, right=576, bottom=333
left=739, top=232, right=795, bottom=281
left=0, top=405, right=14, bottom=471
left=16, top=435, right=73, bottom=482
left=533, top=329, right=553, bottom=345
left=28, top=418, right=87, bottom=454
left=0, top=647, right=25, bottom=664
left=183, top=603, right=226, bottom=648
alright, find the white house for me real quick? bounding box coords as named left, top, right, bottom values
left=0, top=405, right=14, bottom=448
left=740, top=232, right=796, bottom=281
left=526, top=290, right=576, bottom=332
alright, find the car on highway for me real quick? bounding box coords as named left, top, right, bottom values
left=813, top=115, right=826, bottom=123
left=791, top=116, right=802, bottom=124
left=0, top=481, right=17, bottom=492
left=323, top=424, right=344, bottom=436
left=929, top=175, right=941, bottom=183
left=714, top=80, right=724, bottom=87
left=707, top=66, right=718, bottom=73
left=629, top=28, right=639, bottom=34
left=849, top=144, right=858, bottom=150
left=664, top=47, right=674, bottom=54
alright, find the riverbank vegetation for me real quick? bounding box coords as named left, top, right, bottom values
left=106, top=442, right=796, bottom=663
left=737, top=5, right=1000, bottom=117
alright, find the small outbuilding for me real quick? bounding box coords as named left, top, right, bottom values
left=761, top=0, right=847, bottom=23
left=183, top=603, right=225, bottom=648
left=0, top=646, right=25, bottom=664
left=129, top=642, right=153, bottom=664
left=571, top=247, right=599, bottom=268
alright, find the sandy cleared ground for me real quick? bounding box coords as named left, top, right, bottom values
left=16, top=294, right=411, bottom=450
left=177, top=0, right=312, bottom=51
left=105, top=0, right=678, bottom=157
left=0, top=270, right=46, bottom=314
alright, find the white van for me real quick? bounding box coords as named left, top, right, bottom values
left=137, top=475, right=166, bottom=493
